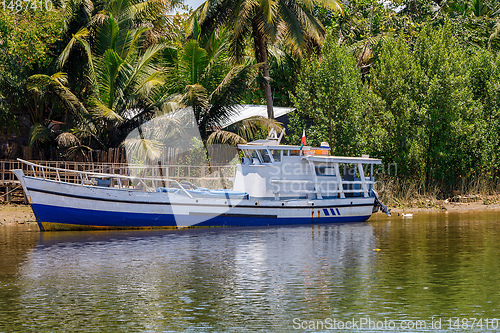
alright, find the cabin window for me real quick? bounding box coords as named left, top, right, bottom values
left=248, top=149, right=262, bottom=163
left=290, top=150, right=300, bottom=156
left=343, top=164, right=357, bottom=180
left=271, top=150, right=281, bottom=162
left=260, top=149, right=272, bottom=163
left=315, top=166, right=335, bottom=176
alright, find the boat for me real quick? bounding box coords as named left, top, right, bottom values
left=11, top=131, right=390, bottom=231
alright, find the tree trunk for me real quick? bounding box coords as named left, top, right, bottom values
left=252, top=20, right=274, bottom=119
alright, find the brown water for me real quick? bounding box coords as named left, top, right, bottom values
left=0, top=212, right=499, bottom=332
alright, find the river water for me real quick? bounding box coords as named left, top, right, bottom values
left=0, top=212, right=499, bottom=332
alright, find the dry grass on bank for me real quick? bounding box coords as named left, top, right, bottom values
left=377, top=176, right=500, bottom=210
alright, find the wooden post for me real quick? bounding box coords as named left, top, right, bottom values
left=6, top=185, right=11, bottom=203
left=201, top=166, right=206, bottom=188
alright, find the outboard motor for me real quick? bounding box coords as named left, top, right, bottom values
left=372, top=189, right=391, bottom=216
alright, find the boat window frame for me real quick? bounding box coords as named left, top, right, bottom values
left=270, top=149, right=282, bottom=163
left=315, top=165, right=336, bottom=176
left=260, top=149, right=273, bottom=164
left=248, top=149, right=263, bottom=163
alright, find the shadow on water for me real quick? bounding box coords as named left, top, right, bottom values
left=0, top=213, right=499, bottom=331
left=0, top=223, right=40, bottom=331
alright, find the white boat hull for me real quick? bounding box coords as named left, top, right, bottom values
left=14, top=172, right=376, bottom=231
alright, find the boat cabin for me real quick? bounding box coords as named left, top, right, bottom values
left=233, top=132, right=381, bottom=200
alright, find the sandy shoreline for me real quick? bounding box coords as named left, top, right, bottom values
left=0, top=204, right=37, bottom=225
left=2, top=199, right=500, bottom=225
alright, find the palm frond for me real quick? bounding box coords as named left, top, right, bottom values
left=57, top=27, right=90, bottom=69
left=260, top=0, right=277, bottom=25
left=182, top=84, right=209, bottom=110
left=27, top=73, right=88, bottom=118
left=62, top=0, right=94, bottom=33
left=134, top=71, right=165, bottom=97
left=123, top=42, right=171, bottom=93
left=28, top=124, right=52, bottom=148
left=207, top=129, right=247, bottom=145
left=182, top=40, right=209, bottom=85
left=56, top=132, right=81, bottom=148
left=122, top=137, right=164, bottom=161
left=90, top=97, right=124, bottom=122
left=315, top=0, right=343, bottom=14
left=63, top=144, right=93, bottom=161
left=209, top=63, right=261, bottom=105
left=96, top=14, right=121, bottom=55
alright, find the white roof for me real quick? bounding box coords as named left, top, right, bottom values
left=304, top=155, right=382, bottom=164
left=221, top=104, right=295, bottom=128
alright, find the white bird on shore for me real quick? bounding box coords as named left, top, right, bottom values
left=402, top=213, right=413, bottom=218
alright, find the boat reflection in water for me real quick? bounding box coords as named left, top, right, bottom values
left=7, top=223, right=376, bottom=331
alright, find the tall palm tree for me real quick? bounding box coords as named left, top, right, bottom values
left=188, top=0, right=343, bottom=119
left=56, top=0, right=177, bottom=147
left=57, top=0, right=181, bottom=98
left=163, top=27, right=268, bottom=140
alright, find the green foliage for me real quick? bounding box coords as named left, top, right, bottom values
left=0, top=9, right=63, bottom=71
left=289, top=21, right=500, bottom=193
left=0, top=9, right=65, bottom=139
left=289, top=36, right=386, bottom=156
left=376, top=23, right=499, bottom=191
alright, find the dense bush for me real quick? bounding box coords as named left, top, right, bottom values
left=290, top=22, right=500, bottom=193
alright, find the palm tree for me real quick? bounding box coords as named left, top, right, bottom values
left=57, top=0, right=181, bottom=99
left=26, top=72, right=88, bottom=151
left=57, top=2, right=175, bottom=147
left=188, top=0, right=343, bottom=119
left=163, top=26, right=269, bottom=140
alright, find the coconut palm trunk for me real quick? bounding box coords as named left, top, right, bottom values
left=190, top=0, right=344, bottom=120
left=252, top=19, right=274, bottom=119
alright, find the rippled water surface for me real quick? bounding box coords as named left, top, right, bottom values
left=1, top=211, right=500, bottom=332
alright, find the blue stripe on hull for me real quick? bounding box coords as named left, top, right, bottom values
left=194, top=215, right=370, bottom=227
left=32, top=204, right=177, bottom=228
left=31, top=203, right=371, bottom=229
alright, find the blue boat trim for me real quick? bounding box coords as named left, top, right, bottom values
left=26, top=187, right=375, bottom=209
left=31, top=203, right=371, bottom=228
left=189, top=212, right=278, bottom=218
left=323, top=208, right=330, bottom=216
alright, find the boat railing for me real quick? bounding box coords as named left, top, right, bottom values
left=270, top=178, right=375, bottom=199
left=15, top=159, right=236, bottom=197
